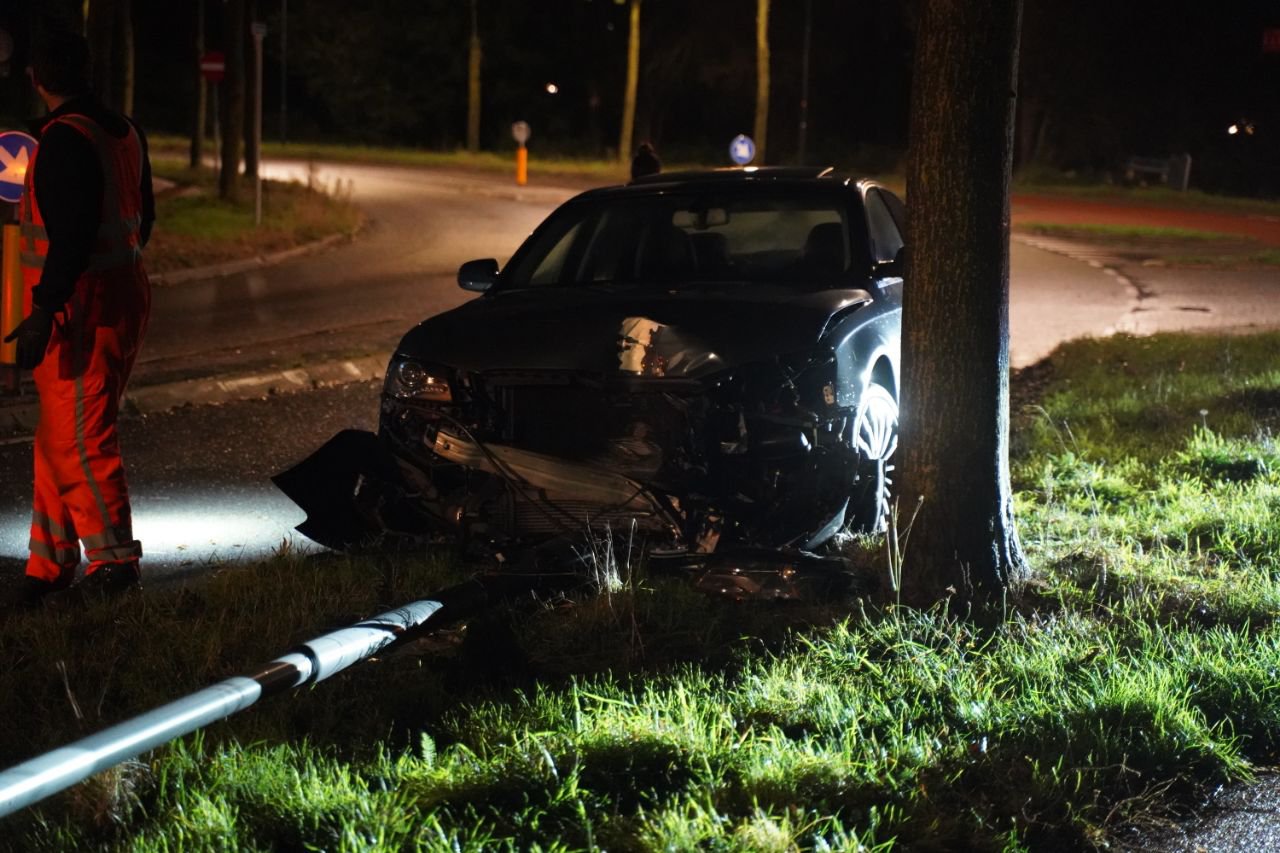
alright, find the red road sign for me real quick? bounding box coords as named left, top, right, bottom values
left=200, top=50, right=225, bottom=82
left=1264, top=28, right=1280, bottom=54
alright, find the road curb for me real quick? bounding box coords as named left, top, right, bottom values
left=0, top=352, right=391, bottom=435
left=149, top=232, right=352, bottom=287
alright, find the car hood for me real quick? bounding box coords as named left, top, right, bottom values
left=396, top=285, right=874, bottom=378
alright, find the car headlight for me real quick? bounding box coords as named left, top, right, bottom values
left=384, top=358, right=453, bottom=402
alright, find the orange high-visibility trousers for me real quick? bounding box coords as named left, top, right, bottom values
left=25, top=269, right=150, bottom=583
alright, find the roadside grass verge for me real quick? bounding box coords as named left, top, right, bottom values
left=147, top=159, right=363, bottom=275
left=1011, top=173, right=1280, bottom=217
left=1020, top=222, right=1245, bottom=242
left=1018, top=222, right=1280, bottom=268
left=6, top=330, right=1280, bottom=848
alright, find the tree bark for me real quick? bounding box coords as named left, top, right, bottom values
left=243, top=0, right=260, bottom=181
left=617, top=0, right=641, bottom=165
left=219, top=0, right=246, bottom=201
left=115, top=0, right=134, bottom=115
left=86, top=0, right=115, bottom=108
left=466, top=0, right=482, bottom=153
left=897, top=0, right=1029, bottom=605
left=753, top=0, right=770, bottom=164
left=190, top=0, right=206, bottom=170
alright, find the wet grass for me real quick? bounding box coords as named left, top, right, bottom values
left=146, top=159, right=363, bottom=275
left=1019, top=222, right=1246, bottom=242
left=6, top=330, right=1280, bottom=848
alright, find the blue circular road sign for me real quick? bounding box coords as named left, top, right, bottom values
left=0, top=131, right=36, bottom=204
left=729, top=134, right=756, bottom=166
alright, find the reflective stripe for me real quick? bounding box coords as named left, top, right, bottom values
left=87, top=246, right=142, bottom=272
left=28, top=539, right=79, bottom=568
left=20, top=223, right=47, bottom=241
left=33, top=511, right=74, bottom=543
left=81, top=529, right=132, bottom=550
left=21, top=252, right=44, bottom=269
left=84, top=541, right=141, bottom=563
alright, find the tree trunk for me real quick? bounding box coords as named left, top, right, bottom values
left=115, top=0, right=134, bottom=115
left=243, top=1, right=260, bottom=181
left=190, top=0, right=206, bottom=170
left=466, top=0, right=482, bottom=153
left=617, top=0, right=640, bottom=165
left=86, top=0, right=115, bottom=108
left=897, top=0, right=1029, bottom=605
left=219, top=0, right=246, bottom=201
left=753, top=0, right=770, bottom=164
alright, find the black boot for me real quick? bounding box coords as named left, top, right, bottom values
left=1, top=575, right=73, bottom=613
left=74, top=562, right=142, bottom=600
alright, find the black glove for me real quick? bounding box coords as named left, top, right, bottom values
left=3, top=307, right=54, bottom=370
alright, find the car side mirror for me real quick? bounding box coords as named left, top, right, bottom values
left=458, top=258, right=499, bottom=292
left=876, top=246, right=906, bottom=280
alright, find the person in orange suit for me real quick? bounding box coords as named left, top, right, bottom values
left=4, top=28, right=154, bottom=607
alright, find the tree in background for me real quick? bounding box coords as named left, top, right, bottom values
left=243, top=0, right=259, bottom=181
left=466, top=0, right=482, bottom=153
left=752, top=0, right=768, bottom=162
left=85, top=0, right=133, bottom=114
left=219, top=0, right=246, bottom=201
left=189, top=0, right=206, bottom=170
left=617, top=0, right=640, bottom=165
left=897, top=0, right=1029, bottom=605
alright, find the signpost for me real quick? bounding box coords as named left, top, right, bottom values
left=201, top=51, right=225, bottom=183
left=512, top=121, right=530, bottom=186
left=199, top=50, right=225, bottom=82
left=0, top=131, right=35, bottom=205
left=251, top=23, right=267, bottom=226
left=729, top=134, right=756, bottom=166
left=0, top=131, right=35, bottom=390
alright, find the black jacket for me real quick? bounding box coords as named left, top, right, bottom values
left=27, top=96, right=155, bottom=313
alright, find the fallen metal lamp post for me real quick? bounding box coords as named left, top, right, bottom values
left=0, top=573, right=572, bottom=820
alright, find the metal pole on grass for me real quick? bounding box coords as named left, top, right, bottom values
left=0, top=599, right=445, bottom=818
left=0, top=571, right=580, bottom=820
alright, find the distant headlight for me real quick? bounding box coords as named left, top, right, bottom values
left=383, top=358, right=453, bottom=402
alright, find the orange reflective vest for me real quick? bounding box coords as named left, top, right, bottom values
left=19, top=112, right=146, bottom=310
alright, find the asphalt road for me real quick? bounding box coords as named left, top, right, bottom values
left=133, top=160, right=1142, bottom=385
left=2, top=164, right=1280, bottom=847
left=3, top=161, right=1276, bottom=579
left=0, top=379, right=382, bottom=585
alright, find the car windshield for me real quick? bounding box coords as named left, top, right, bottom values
left=501, top=189, right=868, bottom=290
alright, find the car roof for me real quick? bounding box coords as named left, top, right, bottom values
left=573, top=166, right=881, bottom=202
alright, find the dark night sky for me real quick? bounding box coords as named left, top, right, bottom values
left=0, top=0, right=1275, bottom=193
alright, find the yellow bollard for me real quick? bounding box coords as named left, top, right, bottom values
left=515, top=144, right=528, bottom=186
left=1, top=223, right=20, bottom=391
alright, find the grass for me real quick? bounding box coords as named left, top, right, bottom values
left=1019, top=222, right=1245, bottom=242
left=1012, top=169, right=1280, bottom=217
left=6, top=330, right=1280, bottom=849
left=146, top=159, right=363, bottom=275
left=1018, top=222, right=1280, bottom=268
left=14, top=141, right=1260, bottom=843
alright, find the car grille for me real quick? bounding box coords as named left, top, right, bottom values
left=477, top=371, right=705, bottom=484
left=500, top=496, right=670, bottom=537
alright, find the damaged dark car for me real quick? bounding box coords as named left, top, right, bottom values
left=276, top=167, right=905, bottom=563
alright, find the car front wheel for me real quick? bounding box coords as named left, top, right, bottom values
left=849, top=381, right=898, bottom=534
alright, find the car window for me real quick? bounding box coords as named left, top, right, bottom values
left=529, top=220, right=582, bottom=285
left=502, top=191, right=867, bottom=289
left=864, top=189, right=905, bottom=264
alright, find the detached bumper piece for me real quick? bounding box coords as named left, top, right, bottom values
left=272, top=430, right=443, bottom=551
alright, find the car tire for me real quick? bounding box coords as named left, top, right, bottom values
left=849, top=381, right=898, bottom=534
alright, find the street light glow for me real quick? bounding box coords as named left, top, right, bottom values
left=545, top=82, right=559, bottom=94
